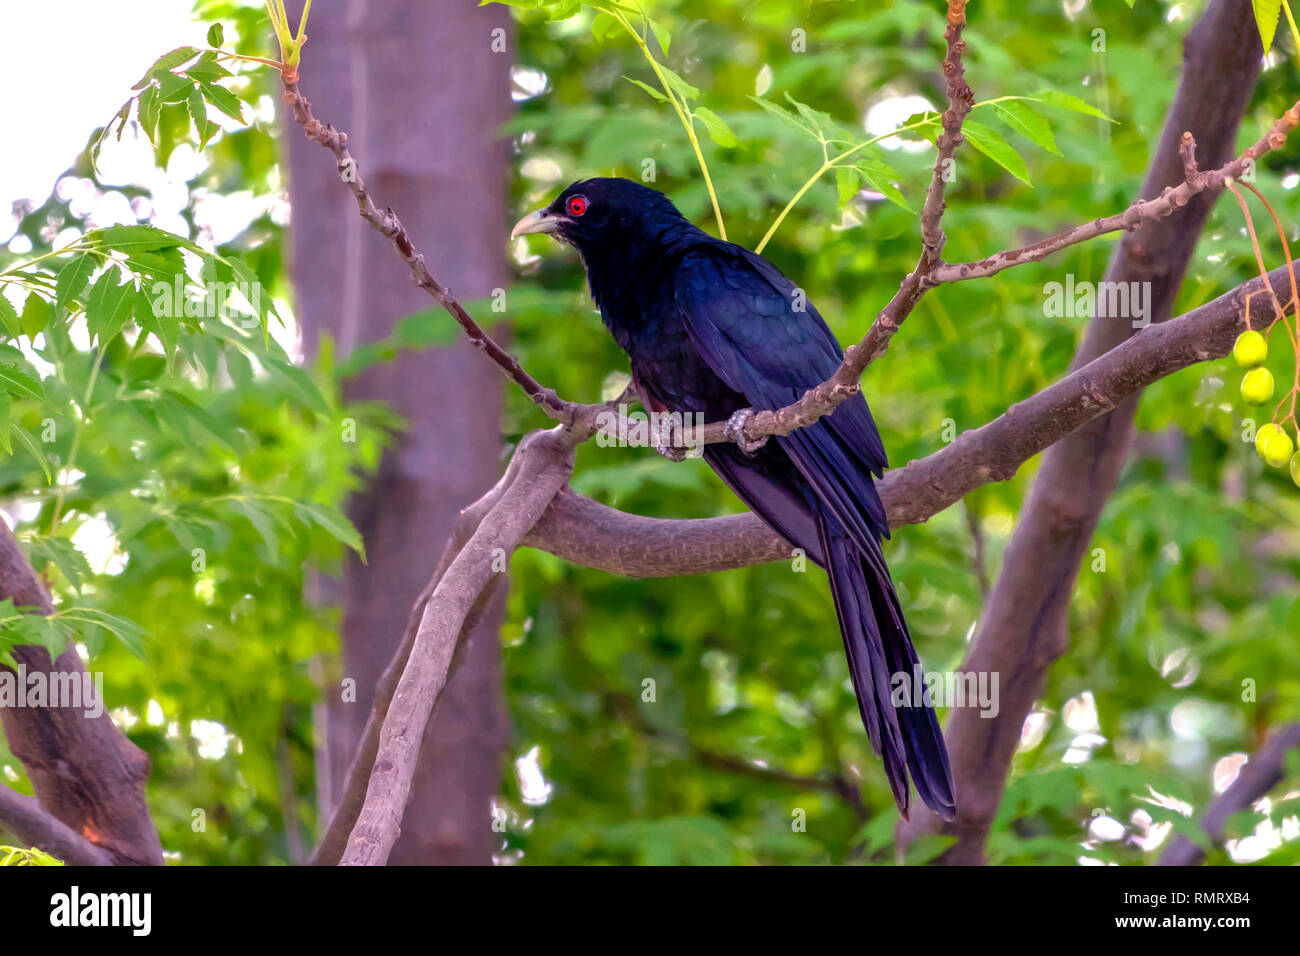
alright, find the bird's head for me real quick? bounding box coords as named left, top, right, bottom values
left=510, top=177, right=691, bottom=260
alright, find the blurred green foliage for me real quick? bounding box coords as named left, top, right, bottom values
left=1, top=0, right=1298, bottom=866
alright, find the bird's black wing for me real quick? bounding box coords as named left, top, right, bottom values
left=672, top=244, right=890, bottom=546
left=673, top=243, right=955, bottom=821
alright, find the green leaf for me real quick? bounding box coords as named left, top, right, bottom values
left=65, top=608, right=149, bottom=661
left=135, top=288, right=180, bottom=364
left=0, top=294, right=21, bottom=339
left=0, top=846, right=64, bottom=866
left=786, top=93, right=837, bottom=140
left=10, top=426, right=52, bottom=484
left=83, top=271, right=134, bottom=346
left=225, top=256, right=276, bottom=330
left=855, top=162, right=912, bottom=212
left=207, top=22, right=224, bottom=48
left=91, top=99, right=133, bottom=168
left=152, top=69, right=196, bottom=104
left=124, top=353, right=167, bottom=385
left=188, top=86, right=218, bottom=149
left=0, top=400, right=12, bottom=454
left=962, top=119, right=1032, bottom=186
left=294, top=502, right=366, bottom=560
left=657, top=64, right=699, bottom=102
left=0, top=363, right=42, bottom=401
left=836, top=166, right=859, bottom=205
left=991, top=100, right=1060, bottom=155
left=901, top=111, right=941, bottom=141
left=647, top=17, right=671, bottom=53
left=232, top=498, right=283, bottom=557
left=748, top=95, right=818, bottom=139
left=20, top=293, right=50, bottom=339
left=55, top=254, right=97, bottom=315
left=160, top=388, right=244, bottom=452
left=85, top=224, right=188, bottom=253
left=694, top=107, right=738, bottom=148
left=131, top=47, right=200, bottom=90
left=591, top=10, right=620, bottom=42
left=199, top=82, right=245, bottom=124
left=138, top=85, right=161, bottom=140
left=623, top=76, right=667, bottom=102
left=28, top=537, right=95, bottom=593
left=123, top=246, right=185, bottom=287
left=1037, top=90, right=1116, bottom=123
left=545, top=0, right=582, bottom=21
left=1253, top=0, right=1283, bottom=51
left=184, top=52, right=230, bottom=83
left=265, top=358, right=333, bottom=417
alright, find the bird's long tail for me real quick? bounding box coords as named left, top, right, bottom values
left=817, top=510, right=956, bottom=821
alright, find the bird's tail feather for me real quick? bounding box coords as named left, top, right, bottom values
left=816, top=511, right=956, bottom=821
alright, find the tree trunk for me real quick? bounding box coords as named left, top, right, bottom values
left=284, top=0, right=512, bottom=865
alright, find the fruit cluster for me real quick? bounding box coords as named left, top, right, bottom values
left=1236, top=329, right=1300, bottom=485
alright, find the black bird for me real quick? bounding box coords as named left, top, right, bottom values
left=513, top=177, right=955, bottom=820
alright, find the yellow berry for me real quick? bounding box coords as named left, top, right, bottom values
left=1264, top=430, right=1294, bottom=468
left=1233, top=330, right=1268, bottom=367
left=1256, top=423, right=1282, bottom=458
left=1291, top=451, right=1300, bottom=488
left=1241, top=367, right=1275, bottom=405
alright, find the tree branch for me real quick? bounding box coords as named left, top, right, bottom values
left=920, top=1, right=974, bottom=262
left=1158, top=724, right=1300, bottom=866
left=0, top=785, right=113, bottom=866
left=523, top=261, right=1298, bottom=575
left=307, top=447, right=531, bottom=866
left=338, top=429, right=576, bottom=865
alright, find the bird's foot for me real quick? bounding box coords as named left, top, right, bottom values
left=725, top=408, right=769, bottom=456
left=651, top=418, right=687, bottom=462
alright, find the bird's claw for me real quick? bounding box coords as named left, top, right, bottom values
left=726, top=409, right=768, bottom=456
left=652, top=418, right=687, bottom=462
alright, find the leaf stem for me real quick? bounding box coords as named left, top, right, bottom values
left=49, top=345, right=105, bottom=531
left=755, top=118, right=936, bottom=254
left=608, top=5, right=727, bottom=239
left=1284, top=1, right=1300, bottom=59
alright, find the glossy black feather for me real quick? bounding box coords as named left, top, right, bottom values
left=538, top=177, right=954, bottom=820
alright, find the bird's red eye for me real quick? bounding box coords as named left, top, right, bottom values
left=566, top=196, right=588, bottom=217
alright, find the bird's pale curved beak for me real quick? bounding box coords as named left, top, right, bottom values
left=510, top=208, right=562, bottom=240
